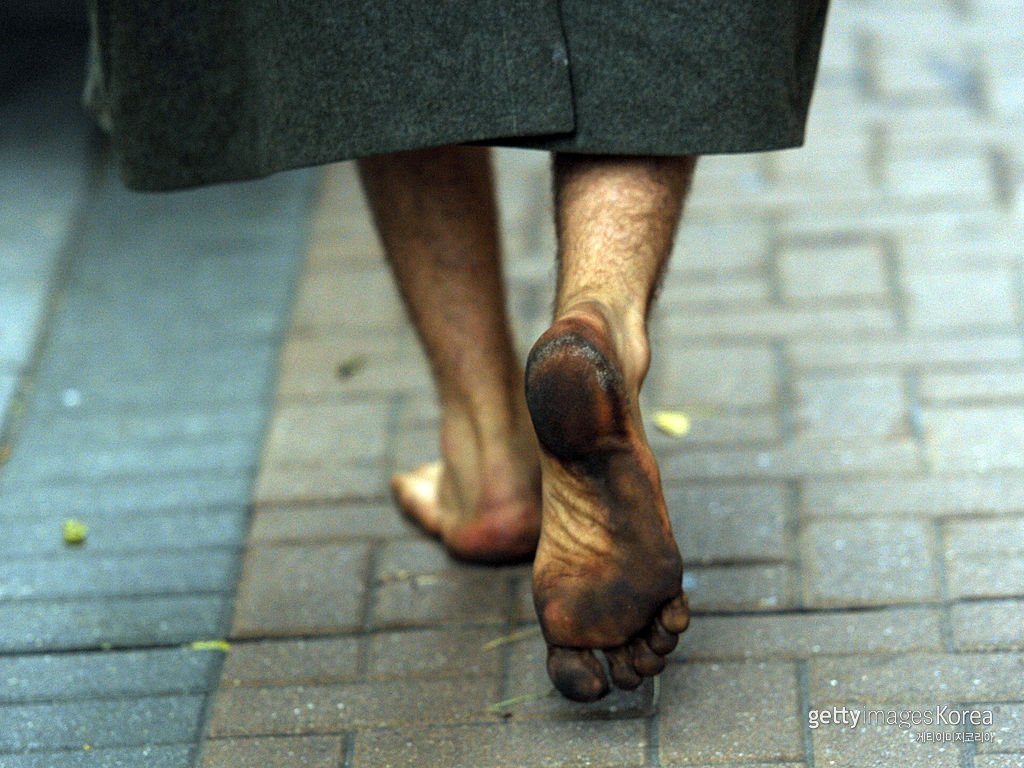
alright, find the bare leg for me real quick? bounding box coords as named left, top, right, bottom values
left=358, top=146, right=540, bottom=562
left=527, top=153, right=697, bottom=700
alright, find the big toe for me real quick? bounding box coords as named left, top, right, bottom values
left=547, top=646, right=610, bottom=702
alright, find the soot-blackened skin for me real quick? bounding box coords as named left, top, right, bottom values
left=526, top=316, right=690, bottom=702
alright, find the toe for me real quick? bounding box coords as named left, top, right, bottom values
left=391, top=462, right=443, bottom=533
left=646, top=616, right=678, bottom=655
left=659, top=592, right=691, bottom=634
left=547, top=646, right=610, bottom=702
left=605, top=645, right=642, bottom=690
left=631, top=638, right=666, bottom=677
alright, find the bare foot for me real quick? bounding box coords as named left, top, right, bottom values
left=526, top=303, right=689, bottom=701
left=392, top=409, right=542, bottom=564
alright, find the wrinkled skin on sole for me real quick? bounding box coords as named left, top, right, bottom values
left=526, top=314, right=690, bottom=702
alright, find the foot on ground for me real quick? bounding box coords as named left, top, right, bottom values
left=392, top=414, right=542, bottom=564
left=526, top=303, right=689, bottom=701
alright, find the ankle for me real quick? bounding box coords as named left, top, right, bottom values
left=555, top=299, right=651, bottom=388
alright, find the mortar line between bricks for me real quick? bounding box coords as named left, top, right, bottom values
left=340, top=731, right=356, bottom=768
left=797, top=660, right=815, bottom=768
left=956, top=700, right=978, bottom=768
left=785, top=479, right=806, bottom=611
left=933, top=519, right=958, bottom=653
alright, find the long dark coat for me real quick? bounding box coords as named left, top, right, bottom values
left=85, top=0, right=829, bottom=191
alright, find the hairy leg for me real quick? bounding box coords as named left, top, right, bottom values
left=527, top=153, right=696, bottom=700
left=358, top=146, right=540, bottom=562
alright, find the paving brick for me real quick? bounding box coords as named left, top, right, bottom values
left=660, top=305, right=896, bottom=341
left=354, top=720, right=646, bottom=768
left=14, top=407, right=266, bottom=452
left=904, top=270, right=1018, bottom=329
left=648, top=344, right=777, bottom=408
left=221, top=638, right=361, bottom=687
left=975, top=757, right=1024, bottom=768
left=291, top=268, right=403, bottom=332
left=0, top=595, right=228, bottom=652
left=658, top=662, right=803, bottom=764
left=679, top=607, right=944, bottom=661
left=925, top=408, right=1024, bottom=473
left=669, top=219, right=770, bottom=275
left=0, top=281, right=48, bottom=367
left=208, top=678, right=498, bottom=736
left=809, top=653, right=1024, bottom=702
left=0, top=695, right=204, bottom=752
left=663, top=440, right=920, bottom=481
left=976, top=704, right=1024, bottom=754
left=0, top=649, right=218, bottom=704
left=200, top=736, right=344, bottom=768
left=666, top=483, right=789, bottom=564
left=802, top=476, right=1024, bottom=518
left=648, top=410, right=782, bottom=448
left=778, top=241, right=889, bottom=301
left=0, top=550, right=237, bottom=600
left=0, top=474, right=253, bottom=521
left=249, top=502, right=414, bottom=543
left=684, top=564, right=797, bottom=611
left=795, top=374, right=908, bottom=440
left=367, top=626, right=502, bottom=680
left=0, top=509, right=245, bottom=558
left=0, top=373, right=16, bottom=421
left=788, top=334, right=1024, bottom=371
left=260, top=401, right=389, bottom=470
left=658, top=275, right=771, bottom=309
left=276, top=332, right=429, bottom=400
left=1, top=745, right=195, bottom=768
left=951, top=600, right=1024, bottom=651
left=921, top=368, right=1024, bottom=404
left=502, top=632, right=657, bottom=720
left=801, top=520, right=939, bottom=607
left=252, top=463, right=391, bottom=506
left=944, top=519, right=1024, bottom=599
left=810, top=709, right=962, bottom=768
left=231, top=543, right=371, bottom=637
left=370, top=542, right=514, bottom=629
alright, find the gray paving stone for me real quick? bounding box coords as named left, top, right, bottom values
left=0, top=281, right=48, bottom=368
left=0, top=549, right=238, bottom=600
left=220, top=638, right=362, bottom=688
left=925, top=408, right=1024, bottom=473
left=801, top=520, right=938, bottom=607
left=921, top=368, right=1024, bottom=404
left=4, top=437, right=258, bottom=486
left=649, top=344, right=777, bottom=408
left=201, top=736, right=343, bottom=768
left=0, top=475, right=252, bottom=521
left=951, top=600, right=1024, bottom=651
left=0, top=595, right=229, bottom=652
left=976, top=704, right=1024, bottom=754
left=0, top=695, right=204, bottom=752
left=809, top=653, right=1024, bottom=702
left=679, top=607, right=944, bottom=660
left=684, top=564, right=797, bottom=611
left=904, top=270, right=1018, bottom=329
left=1, top=745, right=194, bottom=768
left=975, top=757, right=1024, bottom=768
left=802, top=476, right=1024, bottom=518
left=778, top=241, right=889, bottom=301
left=795, top=374, right=908, bottom=440
left=944, top=519, right=1024, bottom=599
left=0, top=372, right=16, bottom=424
left=810, top=708, right=962, bottom=768
left=667, top=483, right=789, bottom=564
left=354, top=720, right=647, bottom=768
left=0, top=649, right=219, bottom=704
left=0, top=509, right=246, bottom=558
left=658, top=662, right=804, bottom=764
left=789, top=334, right=1024, bottom=371
left=13, top=407, right=266, bottom=452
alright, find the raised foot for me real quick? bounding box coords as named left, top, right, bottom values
left=526, top=310, right=688, bottom=702
left=392, top=461, right=540, bottom=565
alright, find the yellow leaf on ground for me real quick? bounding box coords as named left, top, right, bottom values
left=189, top=640, right=231, bottom=652
left=62, top=519, right=88, bottom=545
left=652, top=410, right=692, bottom=437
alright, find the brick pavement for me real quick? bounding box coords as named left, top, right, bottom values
left=199, top=2, right=1024, bottom=766
left=3, top=0, right=1024, bottom=765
